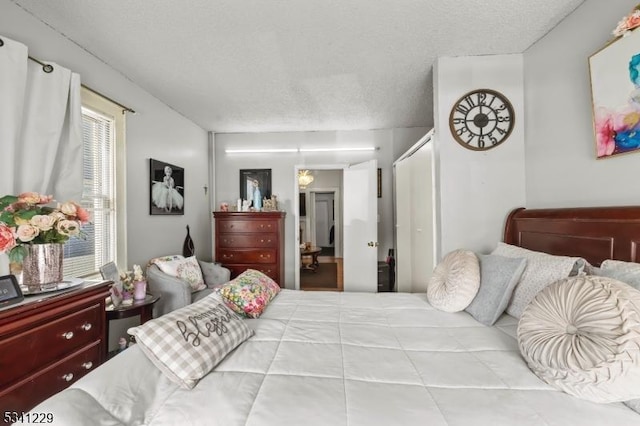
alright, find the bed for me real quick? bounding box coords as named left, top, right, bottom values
left=25, top=206, right=640, bottom=425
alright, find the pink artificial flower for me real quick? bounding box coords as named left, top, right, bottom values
left=74, top=204, right=91, bottom=223
left=15, top=224, right=40, bottom=242
left=0, top=224, right=16, bottom=253
left=627, top=11, right=640, bottom=31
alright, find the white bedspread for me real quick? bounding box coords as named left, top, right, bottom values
left=30, top=290, right=638, bottom=425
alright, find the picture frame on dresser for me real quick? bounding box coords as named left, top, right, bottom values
left=239, top=169, right=271, bottom=203
left=0, top=275, right=23, bottom=309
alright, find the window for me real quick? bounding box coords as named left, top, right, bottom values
left=63, top=87, right=126, bottom=277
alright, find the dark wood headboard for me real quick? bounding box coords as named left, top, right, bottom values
left=503, top=206, right=640, bottom=266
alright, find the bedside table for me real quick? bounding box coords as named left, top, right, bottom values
left=105, top=294, right=161, bottom=358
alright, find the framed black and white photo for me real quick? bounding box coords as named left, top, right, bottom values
left=239, top=169, right=271, bottom=205
left=150, top=158, right=185, bottom=215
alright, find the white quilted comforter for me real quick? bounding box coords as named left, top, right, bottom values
left=31, top=290, right=638, bottom=425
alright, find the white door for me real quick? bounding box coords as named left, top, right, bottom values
left=343, top=159, right=377, bottom=292
left=315, top=198, right=331, bottom=247
left=394, top=157, right=412, bottom=292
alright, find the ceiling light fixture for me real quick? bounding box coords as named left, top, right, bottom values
left=225, top=147, right=377, bottom=154
left=299, top=147, right=377, bottom=152
left=298, top=169, right=314, bottom=189
left=225, top=148, right=298, bottom=153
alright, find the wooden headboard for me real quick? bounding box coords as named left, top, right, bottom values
left=503, top=206, right=640, bottom=266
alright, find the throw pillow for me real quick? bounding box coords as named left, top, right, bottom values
left=599, top=259, right=640, bottom=292
left=518, top=275, right=640, bottom=403
left=491, top=242, right=586, bottom=319
left=465, top=254, right=527, bottom=326
left=128, top=293, right=253, bottom=389
left=198, top=260, right=231, bottom=289
left=154, top=255, right=206, bottom=292
left=218, top=269, right=281, bottom=318
left=427, top=249, right=480, bottom=312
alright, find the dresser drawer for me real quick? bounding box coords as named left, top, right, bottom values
left=218, top=233, right=277, bottom=248
left=226, top=264, right=280, bottom=283
left=0, top=342, right=100, bottom=414
left=218, top=249, right=276, bottom=264
left=218, top=220, right=278, bottom=233
left=0, top=304, right=102, bottom=388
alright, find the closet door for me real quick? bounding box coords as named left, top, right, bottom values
left=394, top=158, right=412, bottom=292
left=394, top=139, right=435, bottom=293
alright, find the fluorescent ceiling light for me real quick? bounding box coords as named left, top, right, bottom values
left=299, top=147, right=377, bottom=152
left=225, top=148, right=298, bottom=153
left=225, top=147, right=377, bottom=153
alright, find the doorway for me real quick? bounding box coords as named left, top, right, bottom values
left=298, top=171, right=343, bottom=291
left=294, top=160, right=378, bottom=292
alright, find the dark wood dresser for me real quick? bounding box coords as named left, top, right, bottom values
left=0, top=281, right=110, bottom=414
left=214, top=211, right=286, bottom=287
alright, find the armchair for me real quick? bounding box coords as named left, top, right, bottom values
left=146, top=259, right=231, bottom=317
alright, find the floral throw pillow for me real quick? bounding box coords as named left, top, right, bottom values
left=154, top=255, right=206, bottom=292
left=218, top=269, right=281, bottom=318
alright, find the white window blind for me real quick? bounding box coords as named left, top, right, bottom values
left=63, top=107, right=116, bottom=278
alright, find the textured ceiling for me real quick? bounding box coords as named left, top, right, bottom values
left=13, top=0, right=585, bottom=133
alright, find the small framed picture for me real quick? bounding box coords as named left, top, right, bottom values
left=0, top=275, right=24, bottom=309
left=239, top=169, right=272, bottom=203
left=150, top=159, right=185, bottom=215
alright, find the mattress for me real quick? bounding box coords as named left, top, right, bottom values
left=29, top=290, right=638, bottom=425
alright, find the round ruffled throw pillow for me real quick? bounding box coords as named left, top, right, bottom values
left=518, top=275, right=640, bottom=403
left=427, top=249, right=480, bottom=312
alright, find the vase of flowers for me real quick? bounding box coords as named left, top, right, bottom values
left=0, top=192, right=89, bottom=288
left=120, top=264, right=146, bottom=303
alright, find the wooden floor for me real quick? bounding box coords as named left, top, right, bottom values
left=300, top=256, right=343, bottom=292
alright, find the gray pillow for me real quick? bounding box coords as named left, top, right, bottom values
left=198, top=260, right=231, bottom=288
left=598, top=260, right=640, bottom=292
left=465, top=254, right=527, bottom=325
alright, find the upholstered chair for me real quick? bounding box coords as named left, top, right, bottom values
left=147, top=259, right=231, bottom=317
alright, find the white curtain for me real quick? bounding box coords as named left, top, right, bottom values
left=0, top=35, right=83, bottom=275
left=0, top=35, right=83, bottom=203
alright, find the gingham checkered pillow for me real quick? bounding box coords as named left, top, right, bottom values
left=128, top=293, right=253, bottom=389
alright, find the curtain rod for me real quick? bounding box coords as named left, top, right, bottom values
left=0, top=37, right=135, bottom=114
left=27, top=54, right=136, bottom=114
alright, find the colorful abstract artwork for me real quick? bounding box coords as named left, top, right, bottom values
left=590, top=29, right=640, bottom=159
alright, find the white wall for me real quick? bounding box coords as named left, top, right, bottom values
left=1, top=2, right=211, bottom=269
left=434, top=55, right=527, bottom=257
left=215, top=127, right=428, bottom=288
left=525, top=0, right=640, bottom=207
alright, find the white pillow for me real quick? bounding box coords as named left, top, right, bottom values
left=518, top=275, right=640, bottom=403
left=128, top=293, right=253, bottom=389
left=154, top=255, right=206, bottom=292
left=492, top=242, right=585, bottom=318
left=427, top=249, right=480, bottom=312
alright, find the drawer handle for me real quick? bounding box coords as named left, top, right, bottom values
left=223, top=254, right=234, bottom=259
left=260, top=254, right=271, bottom=259
left=81, top=323, right=92, bottom=331
left=62, top=331, right=74, bottom=340
left=62, top=373, right=74, bottom=382
left=82, top=362, right=93, bottom=370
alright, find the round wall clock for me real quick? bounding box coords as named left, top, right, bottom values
left=448, top=89, right=515, bottom=151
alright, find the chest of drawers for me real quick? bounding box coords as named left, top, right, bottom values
left=214, top=211, right=286, bottom=287
left=0, top=281, right=110, bottom=413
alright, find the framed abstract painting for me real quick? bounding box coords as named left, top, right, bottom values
left=589, top=29, right=640, bottom=159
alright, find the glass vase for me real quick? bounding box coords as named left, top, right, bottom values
left=22, top=243, right=63, bottom=289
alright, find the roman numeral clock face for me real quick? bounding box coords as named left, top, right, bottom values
left=448, top=89, right=515, bottom=151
